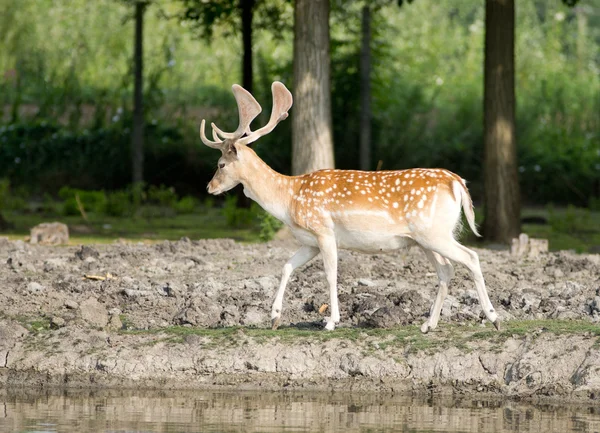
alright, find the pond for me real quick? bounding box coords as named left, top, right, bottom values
left=1, top=389, right=599, bottom=433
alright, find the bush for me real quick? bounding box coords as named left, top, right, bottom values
left=222, top=196, right=260, bottom=227
left=106, top=190, right=134, bottom=217
left=259, top=211, right=284, bottom=242
left=173, top=195, right=197, bottom=214
left=58, top=186, right=107, bottom=215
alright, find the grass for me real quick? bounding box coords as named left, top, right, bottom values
left=466, top=206, right=600, bottom=253
left=520, top=206, right=600, bottom=253
left=118, top=320, right=600, bottom=354
left=1, top=205, right=598, bottom=252
left=1, top=207, right=262, bottom=245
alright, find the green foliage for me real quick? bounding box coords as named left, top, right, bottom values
left=222, top=195, right=261, bottom=227
left=147, top=184, right=178, bottom=207
left=547, top=204, right=591, bottom=234
left=173, top=195, right=198, bottom=214
left=258, top=211, right=284, bottom=242
left=58, top=187, right=107, bottom=216
left=0, top=0, right=597, bottom=209
left=106, top=190, right=135, bottom=217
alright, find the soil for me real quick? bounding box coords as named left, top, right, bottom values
left=0, top=234, right=599, bottom=403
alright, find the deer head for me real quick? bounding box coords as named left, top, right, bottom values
left=201, top=81, right=293, bottom=195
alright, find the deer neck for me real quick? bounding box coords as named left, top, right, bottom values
left=239, top=152, right=295, bottom=225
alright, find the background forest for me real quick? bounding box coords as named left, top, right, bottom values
left=0, top=0, right=598, bottom=249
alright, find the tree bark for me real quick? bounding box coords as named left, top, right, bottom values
left=483, top=0, right=521, bottom=243
left=132, top=1, right=146, bottom=185
left=359, top=5, right=372, bottom=171
left=292, top=0, right=335, bottom=175
left=241, top=0, right=254, bottom=93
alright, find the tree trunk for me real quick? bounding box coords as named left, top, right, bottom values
left=241, top=0, right=254, bottom=93
left=483, top=0, right=520, bottom=243
left=292, top=0, right=335, bottom=175
left=359, top=5, right=372, bottom=171
left=132, top=1, right=146, bottom=185
left=237, top=0, right=255, bottom=208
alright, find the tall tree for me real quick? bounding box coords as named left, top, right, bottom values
left=359, top=5, right=372, bottom=171
left=132, top=0, right=149, bottom=185
left=292, top=0, right=335, bottom=175
left=482, top=0, right=520, bottom=243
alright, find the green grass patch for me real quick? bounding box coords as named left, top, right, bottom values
left=2, top=207, right=262, bottom=244
left=118, top=320, right=600, bottom=354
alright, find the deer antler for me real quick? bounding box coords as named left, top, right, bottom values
left=238, top=82, right=293, bottom=146
left=211, top=85, right=262, bottom=140
left=200, top=81, right=292, bottom=150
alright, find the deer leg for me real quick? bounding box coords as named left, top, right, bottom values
left=420, top=249, right=454, bottom=333
left=425, top=239, right=499, bottom=329
left=317, top=234, right=340, bottom=331
left=271, top=245, right=319, bottom=329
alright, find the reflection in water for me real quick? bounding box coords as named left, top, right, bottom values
left=1, top=389, right=599, bottom=433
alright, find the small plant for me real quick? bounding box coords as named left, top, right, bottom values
left=147, top=184, right=177, bottom=207
left=259, top=210, right=284, bottom=242
left=174, top=195, right=197, bottom=214
left=106, top=190, right=134, bottom=217
left=58, top=187, right=107, bottom=216
left=222, top=195, right=259, bottom=227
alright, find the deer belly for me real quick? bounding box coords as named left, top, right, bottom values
left=334, top=226, right=414, bottom=253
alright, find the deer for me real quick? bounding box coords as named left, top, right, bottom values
left=201, top=81, right=500, bottom=333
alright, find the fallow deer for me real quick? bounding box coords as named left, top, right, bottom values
left=202, top=81, right=499, bottom=333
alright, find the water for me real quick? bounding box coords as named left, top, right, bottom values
left=1, top=389, right=600, bottom=433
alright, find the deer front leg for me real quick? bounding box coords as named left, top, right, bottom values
left=271, top=245, right=319, bottom=329
left=317, top=234, right=340, bottom=331
left=420, top=249, right=454, bottom=333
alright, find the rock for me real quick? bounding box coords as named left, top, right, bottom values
left=511, top=233, right=549, bottom=258
left=26, top=282, right=44, bottom=293
left=358, top=278, right=376, bottom=287
left=75, top=245, right=100, bottom=260
left=43, top=258, right=66, bottom=272
left=29, top=222, right=69, bottom=245
left=80, top=298, right=109, bottom=328
left=65, top=300, right=79, bottom=309
left=107, top=314, right=123, bottom=330
left=51, top=316, right=66, bottom=329
left=241, top=307, right=266, bottom=326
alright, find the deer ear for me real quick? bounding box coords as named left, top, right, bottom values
left=228, top=142, right=238, bottom=156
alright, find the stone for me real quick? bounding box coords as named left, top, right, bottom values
left=75, top=245, right=100, bottom=260
left=26, top=282, right=44, bottom=293
left=64, top=300, right=79, bottom=309
left=50, top=316, right=66, bottom=329
left=358, top=278, right=376, bottom=287
left=511, top=233, right=549, bottom=258
left=107, top=314, right=123, bottom=331
left=80, top=298, right=109, bottom=328
left=29, top=222, right=69, bottom=245
left=241, top=307, right=266, bottom=326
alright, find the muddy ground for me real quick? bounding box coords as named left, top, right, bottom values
left=0, top=234, right=599, bottom=403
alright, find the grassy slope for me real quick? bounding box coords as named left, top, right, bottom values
left=1, top=206, right=599, bottom=252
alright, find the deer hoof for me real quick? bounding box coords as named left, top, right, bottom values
left=420, top=322, right=430, bottom=334
left=492, top=319, right=501, bottom=331
left=324, top=320, right=336, bottom=331
left=271, top=317, right=281, bottom=330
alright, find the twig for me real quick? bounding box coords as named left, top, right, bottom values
left=75, top=193, right=88, bottom=222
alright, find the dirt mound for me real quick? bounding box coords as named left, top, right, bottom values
left=0, top=237, right=599, bottom=401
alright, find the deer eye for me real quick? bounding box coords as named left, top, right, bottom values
left=218, top=162, right=225, bottom=169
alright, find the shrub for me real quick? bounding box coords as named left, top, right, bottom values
left=58, top=186, right=107, bottom=215
left=174, top=195, right=197, bottom=214
left=106, top=190, right=134, bottom=217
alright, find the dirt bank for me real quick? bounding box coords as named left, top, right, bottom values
left=0, top=236, right=599, bottom=403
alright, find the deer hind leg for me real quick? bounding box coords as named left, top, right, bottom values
left=420, top=249, right=454, bottom=334
left=271, top=245, right=319, bottom=330
left=422, top=238, right=499, bottom=329
left=317, top=234, right=340, bottom=331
